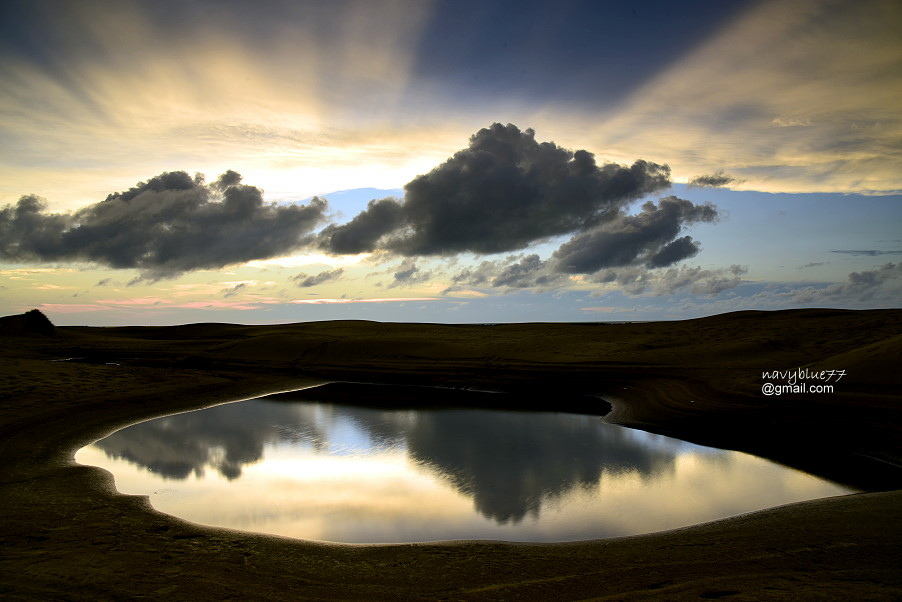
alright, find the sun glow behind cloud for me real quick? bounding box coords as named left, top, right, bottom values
left=1, top=0, right=899, bottom=214
left=245, top=253, right=373, bottom=270
left=0, top=0, right=467, bottom=209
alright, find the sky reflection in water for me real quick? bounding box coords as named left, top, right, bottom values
left=75, top=395, right=852, bottom=543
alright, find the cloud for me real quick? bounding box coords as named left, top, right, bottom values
left=646, top=236, right=702, bottom=268
left=580, top=306, right=619, bottom=314
left=443, top=194, right=722, bottom=293
left=388, top=259, right=431, bottom=288
left=448, top=260, right=496, bottom=289
left=590, top=264, right=746, bottom=297
left=552, top=197, right=718, bottom=273
left=786, top=262, right=902, bottom=304
left=661, top=263, right=902, bottom=316
left=290, top=268, right=345, bottom=288
left=289, top=297, right=436, bottom=305
left=669, top=264, right=747, bottom=296
left=319, top=124, right=672, bottom=256
left=830, top=249, right=902, bottom=256
left=0, top=0, right=445, bottom=207
left=0, top=171, right=328, bottom=280
left=491, top=255, right=568, bottom=289
left=443, top=254, right=569, bottom=292
left=589, top=0, right=902, bottom=194
left=3, top=124, right=725, bottom=305
left=317, top=198, right=405, bottom=255
left=848, top=263, right=901, bottom=289
left=222, top=282, right=250, bottom=298
left=492, top=255, right=547, bottom=288
left=687, top=171, right=742, bottom=188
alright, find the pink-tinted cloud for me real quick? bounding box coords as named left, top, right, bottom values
left=172, top=301, right=262, bottom=310
left=36, top=303, right=112, bottom=314
left=96, top=297, right=169, bottom=306
left=40, top=299, right=265, bottom=313
left=289, top=297, right=436, bottom=305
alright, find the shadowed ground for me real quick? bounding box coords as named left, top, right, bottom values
left=1, top=308, right=900, bottom=599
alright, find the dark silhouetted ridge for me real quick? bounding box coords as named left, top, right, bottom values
left=0, top=309, right=57, bottom=337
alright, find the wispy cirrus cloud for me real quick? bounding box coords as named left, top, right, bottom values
left=0, top=0, right=447, bottom=207
left=830, top=249, right=902, bottom=256
left=590, top=0, right=902, bottom=193
left=38, top=299, right=265, bottom=313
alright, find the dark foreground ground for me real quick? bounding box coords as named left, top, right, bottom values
left=1, top=308, right=901, bottom=600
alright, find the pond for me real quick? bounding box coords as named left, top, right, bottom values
left=75, top=386, right=852, bottom=544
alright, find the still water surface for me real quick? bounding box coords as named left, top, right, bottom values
left=76, top=393, right=852, bottom=543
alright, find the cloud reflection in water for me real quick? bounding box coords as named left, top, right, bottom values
left=76, top=392, right=851, bottom=543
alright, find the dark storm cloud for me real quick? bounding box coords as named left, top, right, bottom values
left=317, top=198, right=405, bottom=255
left=0, top=171, right=328, bottom=280
left=3, top=124, right=720, bottom=290
left=212, top=169, right=243, bottom=190
left=688, top=171, right=742, bottom=188
left=318, top=123, right=672, bottom=256
left=646, top=235, right=702, bottom=268
left=320, top=124, right=718, bottom=294
left=291, top=268, right=344, bottom=288
left=440, top=194, right=723, bottom=293
left=0, top=195, right=70, bottom=257
left=552, top=197, right=718, bottom=273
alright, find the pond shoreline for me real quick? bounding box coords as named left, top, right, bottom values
left=2, top=309, right=902, bottom=599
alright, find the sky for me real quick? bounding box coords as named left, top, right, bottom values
left=1, top=0, right=900, bottom=326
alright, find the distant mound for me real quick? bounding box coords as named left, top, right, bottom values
left=0, top=309, right=57, bottom=337
left=207, top=333, right=468, bottom=365
left=809, top=333, right=902, bottom=386
left=208, top=334, right=309, bottom=363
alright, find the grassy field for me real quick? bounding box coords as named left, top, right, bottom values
left=1, top=308, right=900, bottom=599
